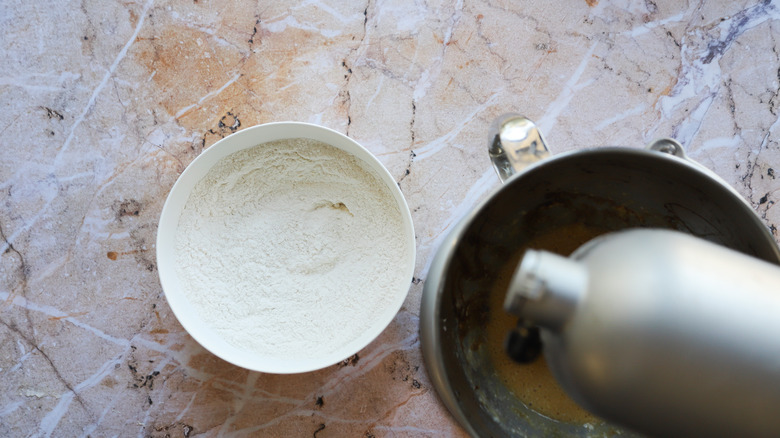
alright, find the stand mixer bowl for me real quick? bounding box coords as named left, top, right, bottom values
left=420, top=115, right=780, bottom=437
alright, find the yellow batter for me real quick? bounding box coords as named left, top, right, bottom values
left=485, top=223, right=608, bottom=424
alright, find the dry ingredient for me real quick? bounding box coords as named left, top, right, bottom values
left=175, top=138, right=409, bottom=360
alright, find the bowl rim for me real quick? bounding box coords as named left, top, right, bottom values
left=157, top=121, right=416, bottom=374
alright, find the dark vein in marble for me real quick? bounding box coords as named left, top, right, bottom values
left=0, top=221, right=90, bottom=414
left=702, top=0, right=774, bottom=64
left=0, top=220, right=32, bottom=334
left=342, top=1, right=371, bottom=137
left=396, top=101, right=417, bottom=187
left=669, top=1, right=778, bottom=144
left=0, top=318, right=89, bottom=411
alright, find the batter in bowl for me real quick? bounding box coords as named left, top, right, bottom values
left=485, top=223, right=609, bottom=424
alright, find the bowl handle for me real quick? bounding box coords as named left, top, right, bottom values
left=646, top=137, right=687, bottom=158
left=488, top=114, right=551, bottom=184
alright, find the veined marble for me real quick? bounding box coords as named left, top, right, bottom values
left=2, top=0, right=779, bottom=436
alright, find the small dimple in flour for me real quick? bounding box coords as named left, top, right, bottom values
left=175, top=138, right=409, bottom=360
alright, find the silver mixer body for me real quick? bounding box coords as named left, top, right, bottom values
left=506, top=228, right=780, bottom=438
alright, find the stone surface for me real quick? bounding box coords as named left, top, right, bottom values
left=2, top=0, right=779, bottom=436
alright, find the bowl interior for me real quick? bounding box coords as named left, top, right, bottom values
left=157, top=122, right=416, bottom=373
left=428, top=148, right=779, bottom=436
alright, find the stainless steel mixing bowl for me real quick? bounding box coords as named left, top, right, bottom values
left=420, top=116, right=780, bottom=437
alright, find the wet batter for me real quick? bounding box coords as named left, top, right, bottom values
left=485, top=223, right=609, bottom=424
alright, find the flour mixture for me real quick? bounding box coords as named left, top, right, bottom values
left=175, top=138, right=409, bottom=360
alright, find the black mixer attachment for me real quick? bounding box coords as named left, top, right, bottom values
left=505, top=319, right=542, bottom=364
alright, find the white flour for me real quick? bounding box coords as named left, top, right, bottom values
left=175, top=138, right=409, bottom=361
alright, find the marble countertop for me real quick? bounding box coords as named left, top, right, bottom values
left=3, top=0, right=779, bottom=436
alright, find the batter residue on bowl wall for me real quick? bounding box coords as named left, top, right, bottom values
left=485, top=223, right=609, bottom=425
left=175, top=138, right=409, bottom=361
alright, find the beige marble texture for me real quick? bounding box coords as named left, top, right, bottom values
left=2, top=0, right=780, bottom=436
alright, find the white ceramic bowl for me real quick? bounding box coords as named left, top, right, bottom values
left=157, top=122, right=416, bottom=373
